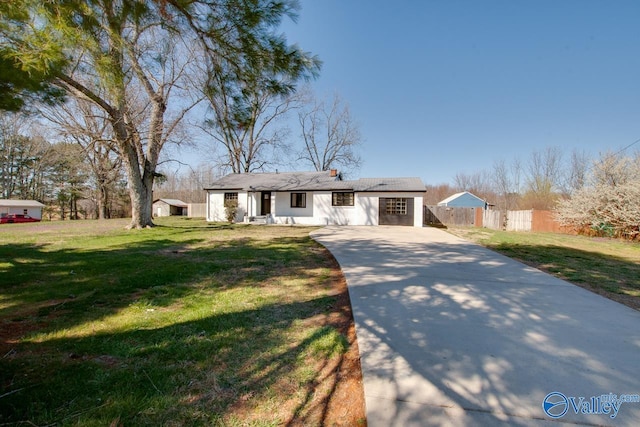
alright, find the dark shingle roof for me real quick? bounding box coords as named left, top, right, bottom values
left=205, top=171, right=425, bottom=193
left=353, top=177, right=425, bottom=192
left=204, top=171, right=346, bottom=191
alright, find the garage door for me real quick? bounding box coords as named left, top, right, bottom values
left=379, top=197, right=414, bottom=226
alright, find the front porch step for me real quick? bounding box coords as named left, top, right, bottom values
left=246, top=215, right=268, bottom=224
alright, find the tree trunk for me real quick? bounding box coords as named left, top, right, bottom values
left=95, top=175, right=111, bottom=220
left=128, top=185, right=154, bottom=228
left=97, top=184, right=109, bottom=220
left=111, top=107, right=156, bottom=228
left=123, top=157, right=155, bottom=229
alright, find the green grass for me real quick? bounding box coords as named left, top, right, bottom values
left=447, top=227, right=640, bottom=308
left=0, top=218, right=350, bottom=426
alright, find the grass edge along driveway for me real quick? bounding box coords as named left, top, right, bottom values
left=447, top=226, right=640, bottom=311
left=0, top=218, right=366, bottom=426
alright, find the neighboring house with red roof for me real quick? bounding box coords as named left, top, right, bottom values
left=204, top=170, right=426, bottom=227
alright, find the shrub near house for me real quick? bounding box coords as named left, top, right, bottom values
left=224, top=199, right=238, bottom=223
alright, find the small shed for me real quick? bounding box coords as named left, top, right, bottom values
left=437, top=191, right=488, bottom=209
left=0, top=199, right=46, bottom=220
left=153, top=199, right=188, bottom=217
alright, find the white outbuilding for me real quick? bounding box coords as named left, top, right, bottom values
left=152, top=199, right=188, bottom=217
left=0, top=199, right=45, bottom=220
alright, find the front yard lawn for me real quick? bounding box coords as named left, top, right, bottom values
left=0, top=218, right=364, bottom=426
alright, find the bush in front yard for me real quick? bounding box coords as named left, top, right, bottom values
left=224, top=200, right=238, bottom=223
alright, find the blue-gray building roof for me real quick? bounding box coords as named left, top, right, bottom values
left=437, top=191, right=486, bottom=207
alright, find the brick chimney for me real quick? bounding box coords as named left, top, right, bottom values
left=330, top=169, right=338, bottom=177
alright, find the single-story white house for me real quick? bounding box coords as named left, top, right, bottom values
left=0, top=199, right=46, bottom=220
left=204, top=170, right=426, bottom=227
left=152, top=199, right=188, bottom=217
left=437, top=191, right=488, bottom=209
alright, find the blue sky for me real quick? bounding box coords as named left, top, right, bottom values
left=276, top=0, right=640, bottom=185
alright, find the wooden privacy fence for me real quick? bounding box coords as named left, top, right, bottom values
left=424, top=206, right=476, bottom=227
left=188, top=203, right=207, bottom=218
left=531, top=210, right=566, bottom=233
left=503, top=209, right=570, bottom=233
left=424, top=206, right=567, bottom=233
left=506, top=209, right=532, bottom=231
left=483, top=209, right=504, bottom=230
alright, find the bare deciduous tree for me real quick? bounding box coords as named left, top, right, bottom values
left=298, top=93, right=362, bottom=175
left=47, top=142, right=91, bottom=220
left=0, top=112, right=51, bottom=200
left=526, top=146, right=564, bottom=193
left=453, top=171, right=494, bottom=199
left=492, top=157, right=522, bottom=211
left=202, top=76, right=302, bottom=173
left=522, top=146, right=564, bottom=209
left=27, top=3, right=198, bottom=228
left=42, top=100, right=125, bottom=220
left=424, top=183, right=456, bottom=205
left=154, top=164, right=217, bottom=203
left=562, top=149, right=590, bottom=195
left=4, top=0, right=317, bottom=228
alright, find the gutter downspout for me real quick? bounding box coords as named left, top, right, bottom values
left=205, top=190, right=210, bottom=221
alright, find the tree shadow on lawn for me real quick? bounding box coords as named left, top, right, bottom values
left=0, top=238, right=205, bottom=324
left=0, top=234, right=326, bottom=345
left=490, top=243, right=640, bottom=310
left=0, top=294, right=348, bottom=426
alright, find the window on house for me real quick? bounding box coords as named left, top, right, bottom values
left=23, top=209, right=28, bottom=215
left=224, top=192, right=238, bottom=202
left=386, top=198, right=407, bottom=215
left=332, top=192, right=354, bottom=206
left=290, top=193, right=306, bottom=208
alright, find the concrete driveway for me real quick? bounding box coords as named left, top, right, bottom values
left=310, top=226, right=640, bottom=426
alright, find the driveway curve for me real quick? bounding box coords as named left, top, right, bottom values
left=310, top=226, right=640, bottom=426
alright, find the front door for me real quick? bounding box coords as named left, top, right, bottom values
left=261, top=192, right=271, bottom=215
